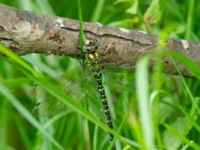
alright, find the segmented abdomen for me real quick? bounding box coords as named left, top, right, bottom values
left=95, top=73, right=114, bottom=141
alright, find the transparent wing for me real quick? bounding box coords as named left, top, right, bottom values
left=31, top=58, right=135, bottom=118
left=31, top=81, right=68, bottom=117
left=32, top=65, right=99, bottom=117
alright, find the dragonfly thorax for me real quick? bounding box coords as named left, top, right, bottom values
left=84, top=39, right=100, bottom=66
left=83, top=39, right=99, bottom=52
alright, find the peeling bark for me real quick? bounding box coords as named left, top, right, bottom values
left=0, top=4, right=200, bottom=77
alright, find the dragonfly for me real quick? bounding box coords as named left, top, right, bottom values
left=83, top=39, right=114, bottom=141
left=33, top=38, right=116, bottom=142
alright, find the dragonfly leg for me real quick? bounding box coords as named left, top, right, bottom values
left=101, top=42, right=115, bottom=57
left=100, top=42, right=116, bottom=67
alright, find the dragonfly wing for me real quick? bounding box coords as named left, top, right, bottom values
left=32, top=66, right=98, bottom=117
left=33, top=98, right=67, bottom=117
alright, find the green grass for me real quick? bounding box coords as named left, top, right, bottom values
left=0, top=0, right=200, bottom=150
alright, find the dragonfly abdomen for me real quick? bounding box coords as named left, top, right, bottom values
left=93, top=71, right=114, bottom=141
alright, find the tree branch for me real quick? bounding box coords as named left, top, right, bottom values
left=0, top=4, right=199, bottom=77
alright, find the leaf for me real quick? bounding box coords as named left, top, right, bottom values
left=156, top=96, right=175, bottom=123
left=126, top=0, right=138, bottom=15
left=108, top=18, right=138, bottom=28
left=163, top=118, right=187, bottom=150
left=144, top=0, right=160, bottom=26
left=114, top=0, right=131, bottom=5
left=164, top=123, right=200, bottom=150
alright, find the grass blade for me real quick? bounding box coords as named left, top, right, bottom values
left=0, top=84, right=64, bottom=150
left=91, top=0, right=105, bottom=22
left=136, top=56, right=155, bottom=150
left=78, top=0, right=85, bottom=48
left=185, top=0, right=195, bottom=39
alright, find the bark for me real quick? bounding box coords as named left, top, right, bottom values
left=0, top=4, right=200, bottom=77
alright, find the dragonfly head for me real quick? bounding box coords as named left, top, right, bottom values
left=84, top=39, right=99, bottom=52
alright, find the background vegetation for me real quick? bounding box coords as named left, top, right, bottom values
left=0, top=0, right=200, bottom=150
